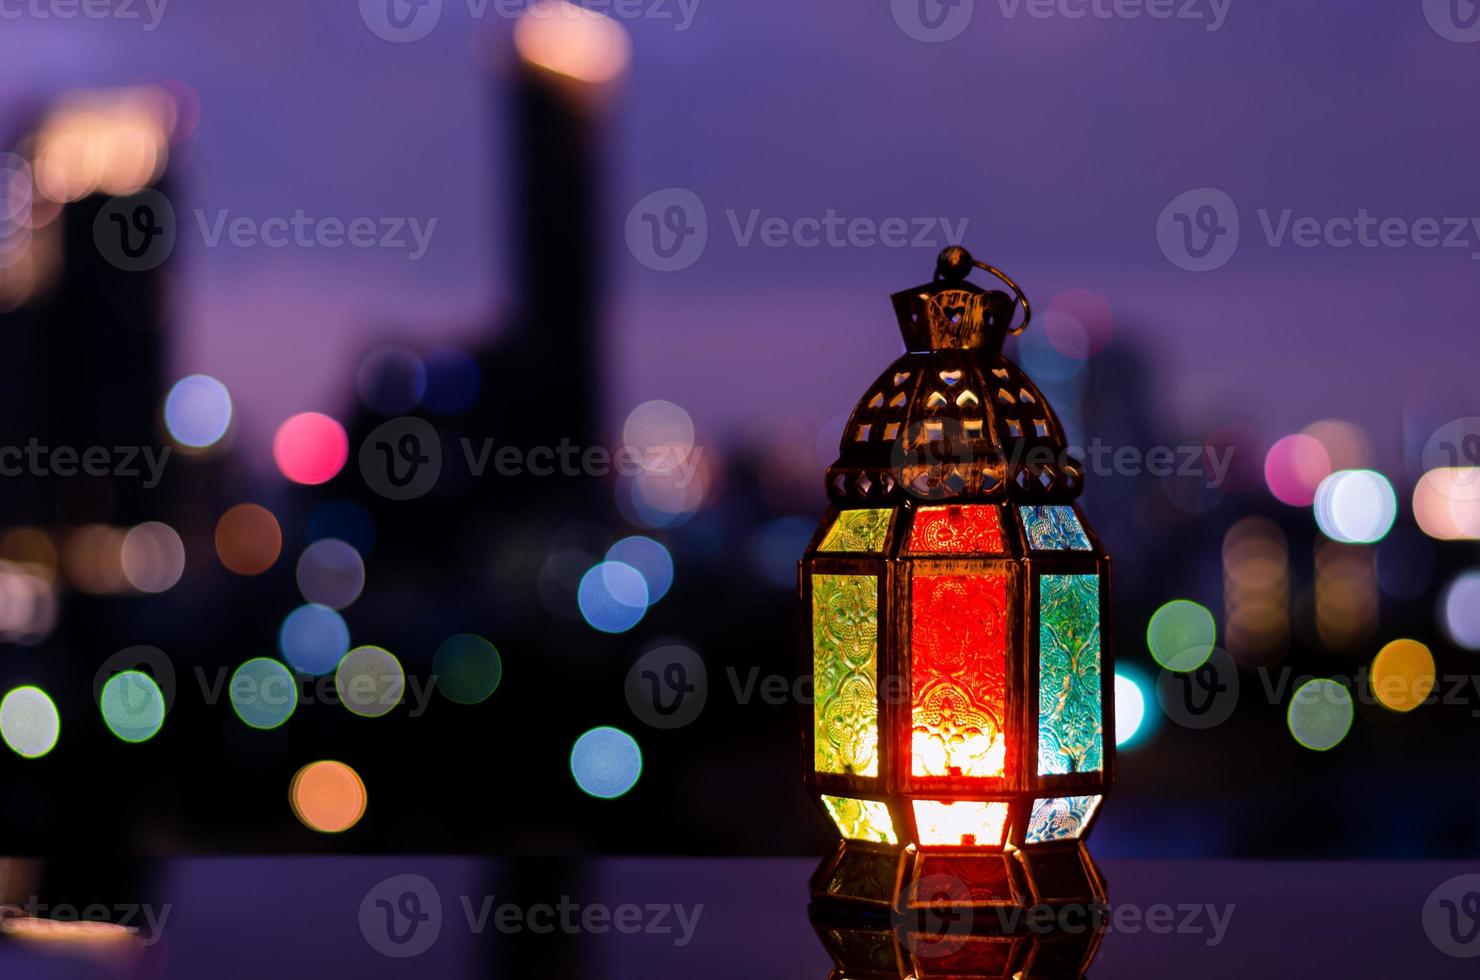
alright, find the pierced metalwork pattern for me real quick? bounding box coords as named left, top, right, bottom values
left=906, top=505, right=1006, bottom=554
left=1020, top=505, right=1092, bottom=551
left=819, top=509, right=892, bottom=552
left=822, top=795, right=898, bottom=844
left=813, top=573, right=880, bottom=776
left=1037, top=573, right=1103, bottom=776
left=1026, top=795, right=1102, bottom=843
left=910, top=573, right=1009, bottom=779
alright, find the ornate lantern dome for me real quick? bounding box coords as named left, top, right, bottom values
left=801, top=248, right=1114, bottom=943
left=825, top=246, right=1084, bottom=505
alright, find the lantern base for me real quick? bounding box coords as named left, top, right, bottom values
left=810, top=839, right=901, bottom=910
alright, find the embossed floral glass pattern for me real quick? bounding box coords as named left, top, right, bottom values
left=910, top=573, right=1009, bottom=779
left=1019, top=505, right=1092, bottom=551
left=906, top=505, right=1006, bottom=554
left=813, top=573, right=880, bottom=776
left=1037, top=573, right=1102, bottom=775
left=1026, top=795, right=1102, bottom=843
left=819, top=509, right=892, bottom=552
left=822, top=795, right=898, bottom=844
left=912, top=800, right=1010, bottom=848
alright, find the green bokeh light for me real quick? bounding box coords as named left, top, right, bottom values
left=1147, top=599, right=1216, bottom=672
left=231, top=658, right=298, bottom=730
left=433, top=634, right=503, bottom=705
left=335, top=645, right=405, bottom=718
left=100, top=670, right=166, bottom=744
left=0, top=686, right=60, bottom=759
left=1287, top=678, right=1354, bottom=751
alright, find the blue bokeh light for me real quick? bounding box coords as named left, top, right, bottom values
left=278, top=603, right=350, bottom=676
left=570, top=726, right=642, bottom=799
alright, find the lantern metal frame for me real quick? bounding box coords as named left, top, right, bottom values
left=800, top=248, right=1115, bottom=919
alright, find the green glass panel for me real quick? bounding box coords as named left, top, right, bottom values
left=1037, top=573, right=1102, bottom=775
left=819, top=509, right=891, bottom=552
left=821, top=795, right=897, bottom=844
left=813, top=573, right=879, bottom=776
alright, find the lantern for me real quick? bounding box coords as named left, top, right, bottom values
left=801, top=247, right=1113, bottom=919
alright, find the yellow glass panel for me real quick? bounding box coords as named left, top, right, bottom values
left=819, top=509, right=891, bottom=552
left=822, top=795, right=898, bottom=844
left=912, top=800, right=1009, bottom=848
left=813, top=574, right=879, bottom=776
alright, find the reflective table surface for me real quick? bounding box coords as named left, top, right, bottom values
left=0, top=857, right=1475, bottom=977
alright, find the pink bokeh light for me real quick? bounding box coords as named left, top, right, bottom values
left=272, top=412, right=348, bottom=486
left=1264, top=433, right=1332, bottom=507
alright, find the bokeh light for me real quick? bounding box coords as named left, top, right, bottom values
left=570, top=726, right=642, bottom=799
left=215, top=504, right=282, bottom=575
left=1440, top=572, right=1480, bottom=650
left=514, top=0, right=632, bottom=84
left=1412, top=468, right=1480, bottom=540
left=622, top=399, right=694, bottom=458
left=231, top=658, right=298, bottom=730
left=1114, top=671, right=1148, bottom=747
left=355, top=345, right=426, bottom=416
left=1222, top=517, right=1290, bottom=663
left=605, top=536, right=672, bottom=603
left=1369, top=639, right=1436, bottom=714
left=577, top=560, right=649, bottom=633
left=290, top=760, right=366, bottom=833
left=1300, top=419, right=1372, bottom=472
left=163, top=374, right=232, bottom=449
left=121, top=521, right=185, bottom=593
left=99, top=670, right=166, bottom=743
left=1313, top=469, right=1397, bottom=544
left=0, top=686, right=59, bottom=759
left=1043, top=289, right=1113, bottom=359
left=279, top=603, right=350, bottom=676
left=272, top=412, right=348, bottom=486
left=421, top=346, right=481, bottom=416
left=1286, top=679, right=1354, bottom=751
left=1146, top=599, right=1216, bottom=672
left=335, top=645, right=405, bottom=718
left=61, top=524, right=128, bottom=594
left=750, top=516, right=814, bottom=588
left=1264, top=433, right=1332, bottom=507
left=433, top=634, right=503, bottom=705
left=295, top=538, right=365, bottom=609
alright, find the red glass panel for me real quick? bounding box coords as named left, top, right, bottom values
left=907, top=506, right=1005, bottom=554
left=910, top=572, right=1009, bottom=779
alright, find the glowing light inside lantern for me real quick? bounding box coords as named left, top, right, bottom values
left=910, top=573, right=1008, bottom=779
left=912, top=799, right=1010, bottom=848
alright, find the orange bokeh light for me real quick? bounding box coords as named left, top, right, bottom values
left=290, top=760, right=367, bottom=833
left=214, top=503, right=282, bottom=575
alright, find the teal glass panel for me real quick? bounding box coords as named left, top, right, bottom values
left=1026, top=795, right=1102, bottom=843
left=1019, top=505, right=1091, bottom=551
left=1037, top=573, right=1102, bottom=775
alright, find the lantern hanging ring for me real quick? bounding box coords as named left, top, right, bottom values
left=933, top=245, right=1032, bottom=336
